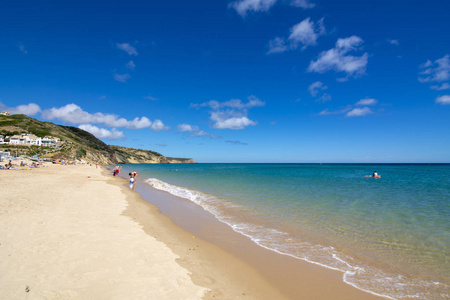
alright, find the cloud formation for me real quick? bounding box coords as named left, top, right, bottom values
left=308, top=36, right=368, bottom=77
left=419, top=54, right=450, bottom=83
left=318, top=106, right=351, bottom=116
left=318, top=98, right=379, bottom=117
left=226, top=140, right=248, bottom=145
left=78, top=124, right=125, bottom=139
left=268, top=18, right=325, bottom=54
left=229, top=0, right=277, bottom=17
left=229, top=0, right=314, bottom=16
left=435, top=95, right=450, bottom=105
left=290, top=0, right=315, bottom=8
left=387, top=38, right=399, bottom=46
left=355, top=98, right=378, bottom=106
left=419, top=54, right=450, bottom=100
left=0, top=102, right=41, bottom=116
left=19, top=45, right=28, bottom=54
left=430, top=83, right=450, bottom=90
left=192, top=96, right=264, bottom=130
left=41, top=103, right=168, bottom=131
left=126, top=60, right=136, bottom=70
left=346, top=107, right=373, bottom=117
left=177, top=123, right=221, bottom=139
left=114, top=73, right=131, bottom=83
left=116, top=43, right=138, bottom=56
left=308, top=81, right=327, bottom=97
left=308, top=81, right=331, bottom=102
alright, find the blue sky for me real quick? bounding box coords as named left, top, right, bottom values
left=1, top=0, right=449, bottom=163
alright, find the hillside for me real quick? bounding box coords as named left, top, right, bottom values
left=0, top=114, right=195, bottom=164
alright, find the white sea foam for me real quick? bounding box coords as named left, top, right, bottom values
left=144, top=177, right=449, bottom=300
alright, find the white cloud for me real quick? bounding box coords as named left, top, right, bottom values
left=308, top=36, right=368, bottom=77
left=355, top=98, right=378, bottom=106
left=419, top=54, right=450, bottom=83
left=126, top=60, right=136, bottom=70
left=319, top=98, right=381, bottom=117
left=144, top=95, right=159, bottom=101
left=308, top=81, right=327, bottom=97
left=267, top=37, right=288, bottom=54
left=116, top=43, right=138, bottom=56
left=211, top=113, right=257, bottom=129
left=435, top=95, right=450, bottom=105
left=317, top=93, right=331, bottom=102
left=290, top=0, right=315, bottom=8
left=192, top=96, right=264, bottom=130
left=229, top=0, right=277, bottom=17
left=268, top=18, right=325, bottom=54
left=196, top=96, right=265, bottom=110
left=430, top=83, right=450, bottom=90
left=150, top=119, right=170, bottom=131
left=318, top=106, right=351, bottom=116
left=0, top=102, right=41, bottom=116
left=41, top=103, right=168, bottom=131
left=19, top=45, right=28, bottom=54
left=226, top=140, right=248, bottom=145
left=387, top=38, right=399, bottom=46
left=289, top=18, right=325, bottom=49
left=177, top=124, right=195, bottom=132
left=346, top=107, right=373, bottom=117
left=114, top=73, right=130, bottom=83
left=78, top=124, right=125, bottom=139
left=177, top=123, right=221, bottom=139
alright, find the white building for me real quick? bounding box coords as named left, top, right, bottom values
left=8, top=134, right=59, bottom=148
left=9, top=135, right=26, bottom=145
left=25, top=134, right=41, bottom=146
left=41, top=136, right=59, bottom=148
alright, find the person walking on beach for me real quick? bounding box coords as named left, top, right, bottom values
left=114, top=165, right=119, bottom=176
left=129, top=171, right=138, bottom=180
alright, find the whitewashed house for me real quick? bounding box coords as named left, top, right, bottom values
left=9, top=135, right=26, bottom=145
left=41, top=136, right=58, bottom=148
left=25, top=134, right=41, bottom=146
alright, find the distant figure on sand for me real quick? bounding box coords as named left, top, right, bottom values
left=113, top=165, right=119, bottom=176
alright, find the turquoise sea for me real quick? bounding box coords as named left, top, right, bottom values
left=123, top=163, right=449, bottom=299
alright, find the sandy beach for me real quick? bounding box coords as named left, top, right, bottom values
left=0, top=163, right=384, bottom=300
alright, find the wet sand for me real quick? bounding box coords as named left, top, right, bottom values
left=121, top=167, right=385, bottom=300
left=0, top=163, right=384, bottom=299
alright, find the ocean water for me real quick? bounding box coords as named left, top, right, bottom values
left=123, top=163, right=449, bottom=299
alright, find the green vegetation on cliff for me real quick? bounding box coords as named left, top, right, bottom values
left=0, top=114, right=195, bottom=164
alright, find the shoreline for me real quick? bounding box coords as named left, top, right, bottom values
left=1, top=163, right=384, bottom=299
left=114, top=165, right=385, bottom=300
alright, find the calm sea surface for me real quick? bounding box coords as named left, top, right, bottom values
left=123, top=163, right=449, bottom=299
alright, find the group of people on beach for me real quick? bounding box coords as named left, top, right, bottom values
left=2, top=159, right=14, bottom=170
left=111, top=164, right=138, bottom=189
left=113, top=165, right=122, bottom=176
left=1, top=159, right=42, bottom=170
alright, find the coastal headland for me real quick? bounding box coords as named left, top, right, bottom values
left=0, top=163, right=384, bottom=299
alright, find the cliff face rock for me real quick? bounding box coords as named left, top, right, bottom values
left=167, top=158, right=197, bottom=164
left=0, top=114, right=196, bottom=165
left=109, top=146, right=197, bottom=164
